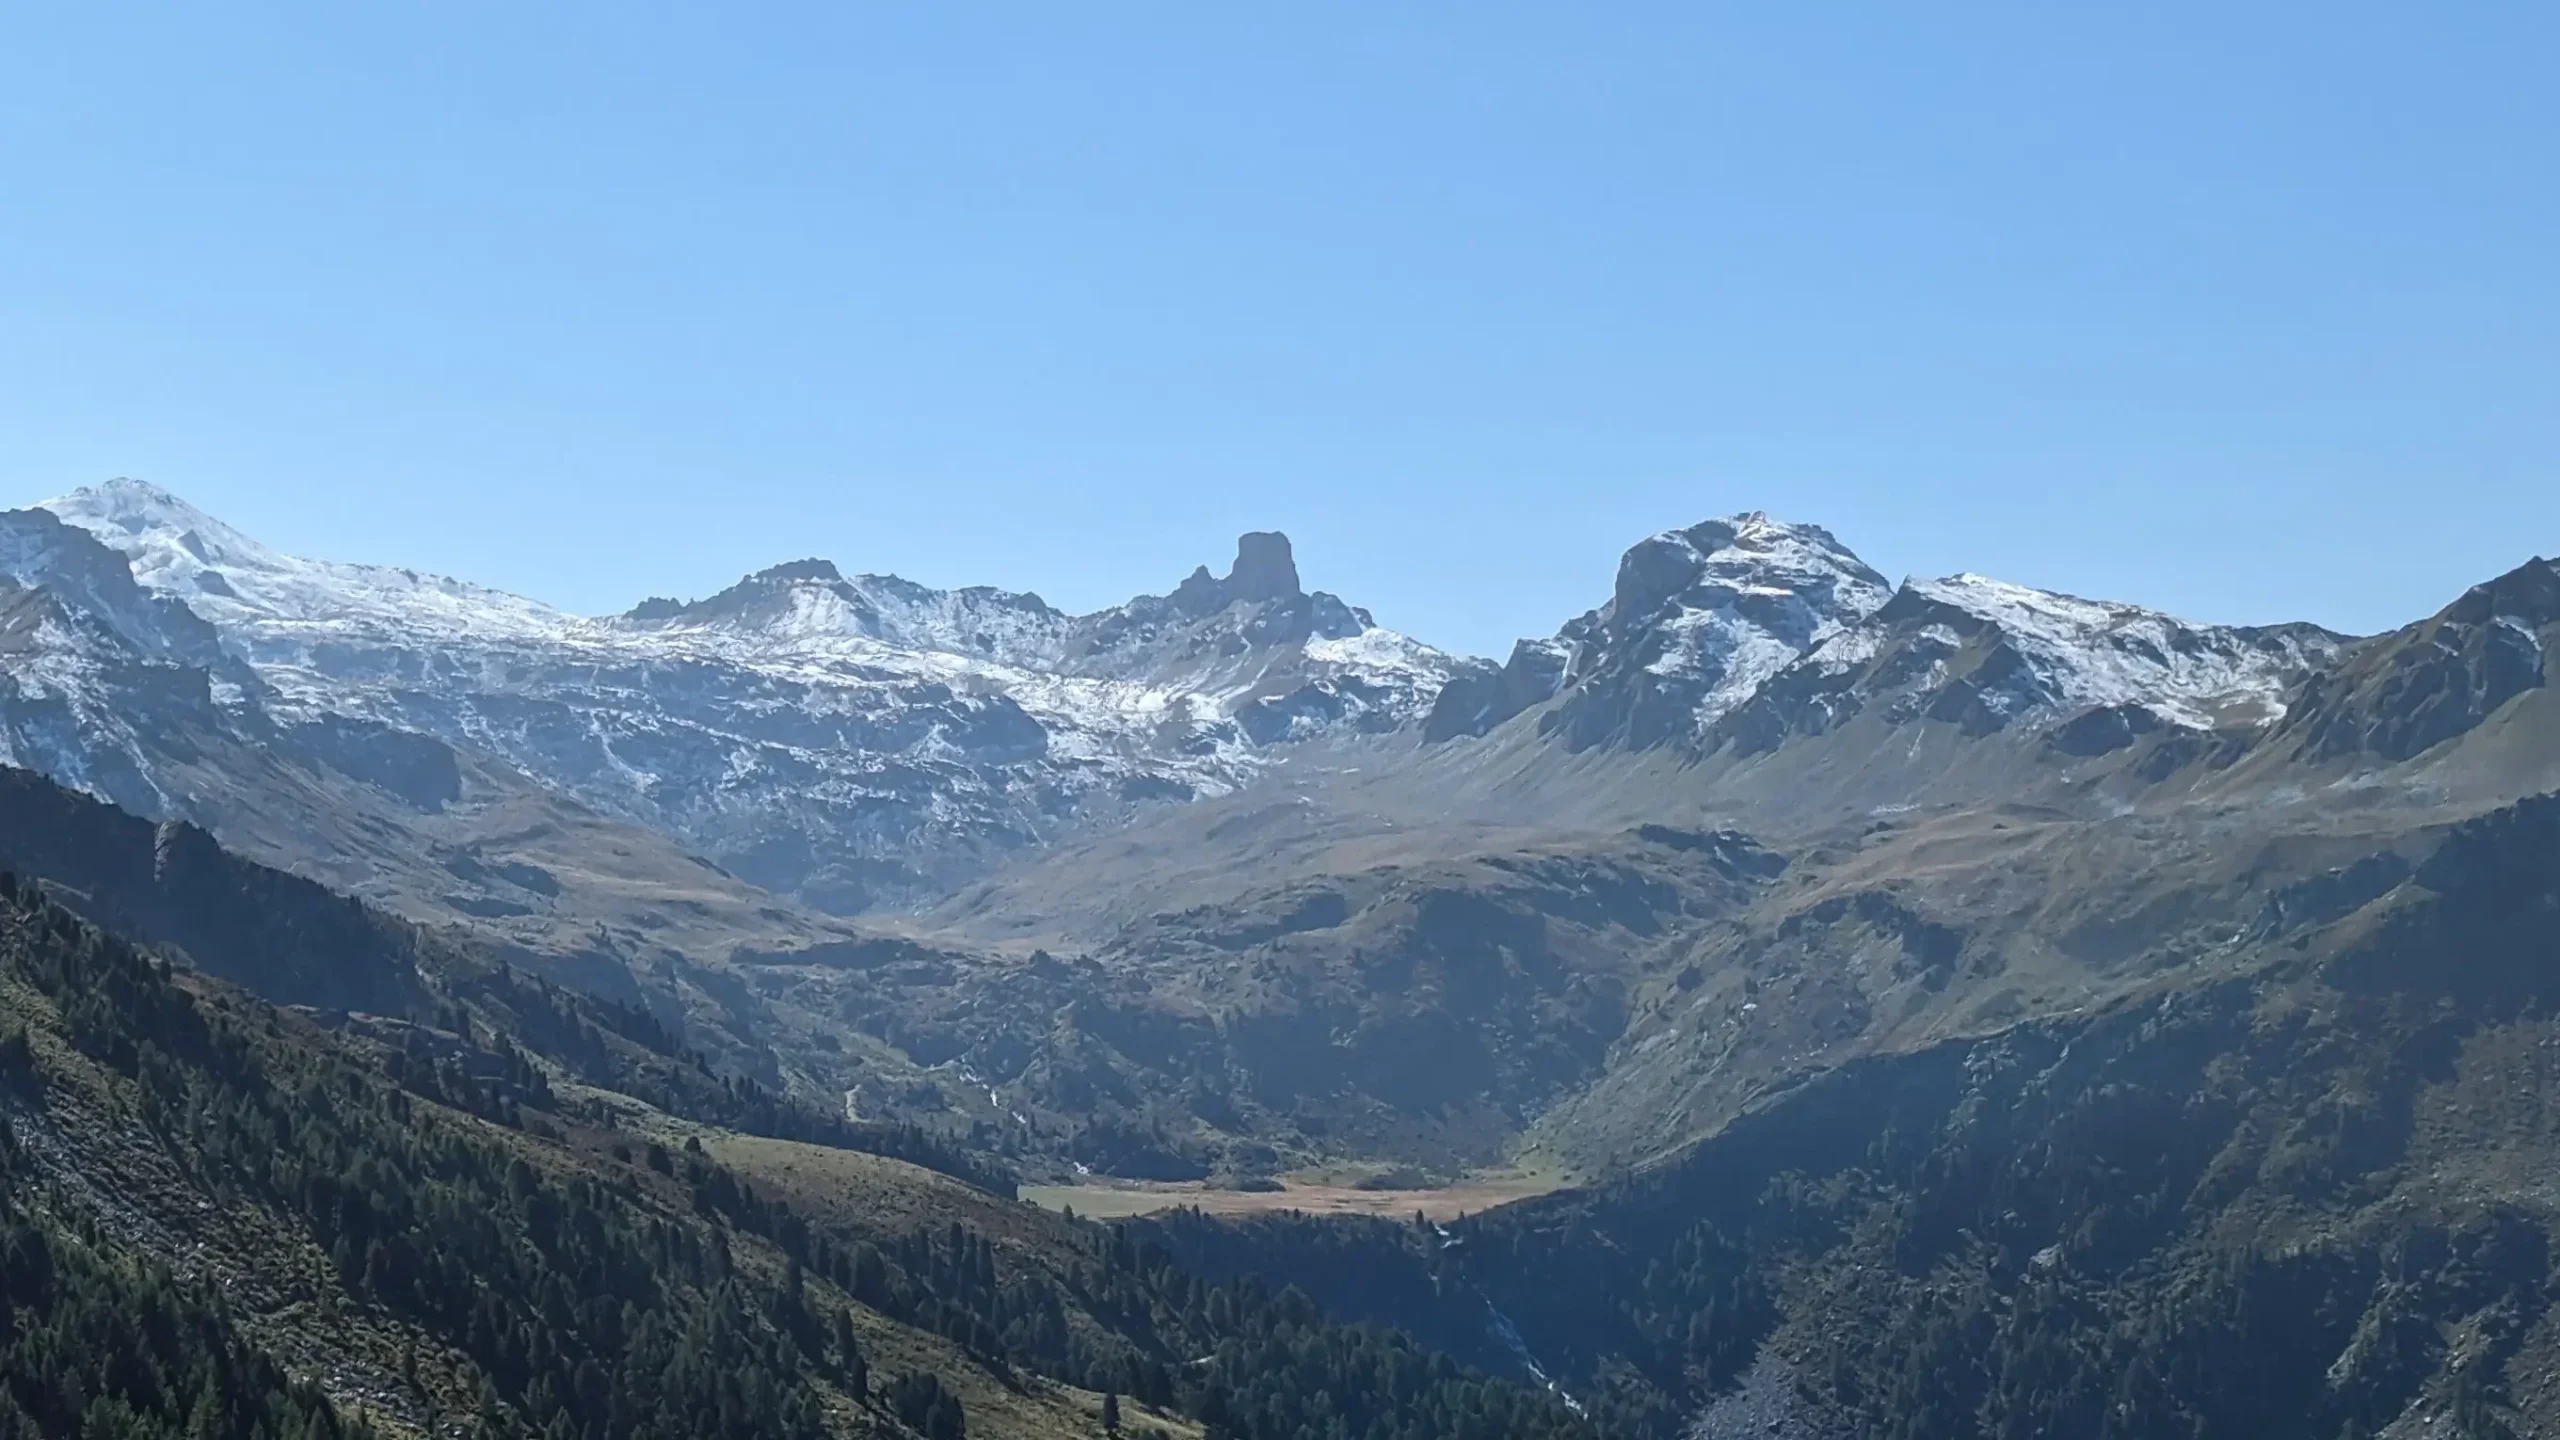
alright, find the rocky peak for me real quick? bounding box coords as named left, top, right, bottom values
left=45, top=477, right=260, bottom=553
left=1229, top=531, right=1302, bottom=602
left=45, top=479, right=572, bottom=641
left=0, top=506, right=228, bottom=668
left=2282, top=556, right=2557, bottom=765
left=755, top=558, right=848, bottom=586
left=1429, top=512, right=1893, bottom=747
left=621, top=556, right=1068, bottom=666
left=2444, top=556, right=2560, bottom=631
left=1603, top=515, right=1885, bottom=637
left=621, top=557, right=848, bottom=628
left=1169, top=531, right=1307, bottom=615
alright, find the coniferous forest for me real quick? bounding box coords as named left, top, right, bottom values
left=0, top=869, right=1596, bottom=1440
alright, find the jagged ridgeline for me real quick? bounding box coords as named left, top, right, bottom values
left=0, top=803, right=1597, bottom=1440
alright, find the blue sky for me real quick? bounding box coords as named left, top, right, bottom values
left=3, top=3, right=2553, bottom=657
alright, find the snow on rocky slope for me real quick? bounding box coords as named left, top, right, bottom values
left=1881, top=574, right=2343, bottom=729
left=0, top=505, right=251, bottom=812
left=1428, top=511, right=2354, bottom=772
left=1425, top=513, right=1896, bottom=747
left=1708, top=573, right=2354, bottom=760
left=41, top=479, right=1476, bottom=912
left=21, top=479, right=2402, bottom=918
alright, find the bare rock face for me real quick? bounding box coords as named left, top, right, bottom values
left=1165, top=530, right=1304, bottom=613
left=1227, top=530, right=1302, bottom=603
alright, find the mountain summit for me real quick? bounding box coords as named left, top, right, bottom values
left=1428, top=513, right=1893, bottom=746
left=44, top=476, right=569, bottom=640
left=1159, top=530, right=1308, bottom=613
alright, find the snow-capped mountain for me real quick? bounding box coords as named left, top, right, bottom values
left=22, top=476, right=2530, bottom=933
left=1426, top=513, right=1895, bottom=747
left=1425, top=511, right=2359, bottom=786
left=40, top=479, right=1475, bottom=912
left=0, top=497, right=863, bottom=968
left=0, top=506, right=248, bottom=811
left=1712, top=573, right=2353, bottom=759
left=0, top=505, right=233, bottom=672
left=610, top=529, right=1463, bottom=744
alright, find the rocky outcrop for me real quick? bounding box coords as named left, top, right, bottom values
left=1426, top=514, right=1892, bottom=746
left=2281, top=557, right=2557, bottom=763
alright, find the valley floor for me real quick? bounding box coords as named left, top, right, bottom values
left=1022, top=1162, right=1570, bottom=1222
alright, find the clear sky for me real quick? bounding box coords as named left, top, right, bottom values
left=4, top=4, right=2554, bottom=658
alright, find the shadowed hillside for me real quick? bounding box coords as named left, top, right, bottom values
left=1137, top=791, right=2560, bottom=1438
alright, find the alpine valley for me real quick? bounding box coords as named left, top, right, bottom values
left=5, top=476, right=2559, bottom=1440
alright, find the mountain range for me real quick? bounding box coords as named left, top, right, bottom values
left=34, top=480, right=1471, bottom=914
left=5, top=475, right=2559, bottom=1437
left=41, top=479, right=2549, bottom=910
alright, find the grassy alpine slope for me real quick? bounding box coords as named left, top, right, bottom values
left=1137, top=791, right=2560, bottom=1439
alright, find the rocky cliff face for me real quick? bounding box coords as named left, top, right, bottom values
left=0, top=506, right=257, bottom=818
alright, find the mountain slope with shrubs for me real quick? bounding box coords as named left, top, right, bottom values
left=1141, top=791, right=2560, bottom=1438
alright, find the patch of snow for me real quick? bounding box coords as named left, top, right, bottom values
left=2494, top=614, right=2545, bottom=669
left=1553, top=513, right=1897, bottom=738
left=45, top=479, right=576, bottom=644
left=1906, top=573, right=2342, bottom=728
